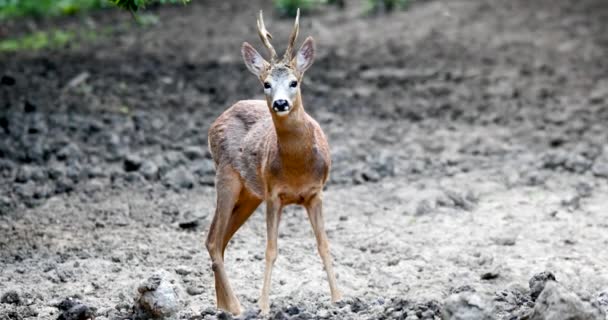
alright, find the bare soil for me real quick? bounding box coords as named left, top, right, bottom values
left=1, top=0, right=608, bottom=319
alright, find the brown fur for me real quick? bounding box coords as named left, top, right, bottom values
left=204, top=10, right=341, bottom=316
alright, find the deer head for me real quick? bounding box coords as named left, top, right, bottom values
left=241, top=9, right=315, bottom=117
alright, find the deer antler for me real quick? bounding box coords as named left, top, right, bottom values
left=283, top=8, right=300, bottom=62
left=257, top=10, right=277, bottom=62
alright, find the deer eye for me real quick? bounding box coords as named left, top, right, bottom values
left=290, top=81, right=298, bottom=88
left=263, top=82, right=271, bottom=89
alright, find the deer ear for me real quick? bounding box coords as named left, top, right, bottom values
left=242, top=42, right=268, bottom=77
left=295, top=36, right=315, bottom=74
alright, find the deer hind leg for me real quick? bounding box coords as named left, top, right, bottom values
left=259, top=197, right=282, bottom=315
left=305, top=193, right=342, bottom=303
left=205, top=165, right=244, bottom=315
left=221, top=191, right=262, bottom=256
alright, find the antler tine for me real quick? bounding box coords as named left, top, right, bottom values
left=257, top=10, right=277, bottom=61
left=283, top=8, right=300, bottom=62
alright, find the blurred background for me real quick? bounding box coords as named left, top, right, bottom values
left=1, top=0, right=607, bottom=319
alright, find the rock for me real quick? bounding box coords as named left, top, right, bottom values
left=480, top=269, right=500, bottom=280
left=529, top=271, right=556, bottom=301
left=450, top=285, right=476, bottom=294
left=529, top=282, right=605, bottom=320
left=65, top=162, right=83, bottom=182
left=493, top=286, right=534, bottom=318
left=1, top=74, right=16, bottom=86
left=192, top=159, right=215, bottom=176
left=443, top=292, right=492, bottom=320
left=186, top=286, right=204, bottom=296
left=140, top=160, right=159, bottom=180
left=177, top=210, right=205, bottom=229
left=55, top=177, right=75, bottom=194
left=124, top=172, right=144, bottom=184
left=135, top=271, right=180, bottom=318
left=48, top=166, right=66, bottom=180
left=175, top=266, right=193, bottom=276
left=56, top=143, right=81, bottom=162
left=492, top=236, right=516, bottom=246
left=24, top=100, right=36, bottom=113
left=163, top=167, right=194, bottom=190
left=82, top=165, right=106, bottom=179
left=1, top=290, right=20, bottom=305
left=14, top=181, right=36, bottom=199
left=15, top=165, right=46, bottom=183
left=285, top=305, right=300, bottom=315
left=123, top=154, right=143, bottom=172
left=240, top=308, right=261, bottom=319
left=442, top=190, right=477, bottom=211
left=541, top=151, right=592, bottom=174
left=592, top=162, right=608, bottom=178
left=0, top=196, right=13, bottom=215
left=164, top=151, right=187, bottom=167
left=183, top=146, right=204, bottom=160
left=54, top=297, right=96, bottom=320
left=415, top=199, right=434, bottom=215
left=0, top=159, right=15, bottom=179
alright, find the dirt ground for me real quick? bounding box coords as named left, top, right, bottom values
left=1, top=0, right=608, bottom=319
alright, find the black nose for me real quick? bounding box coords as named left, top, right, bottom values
left=272, top=100, right=290, bottom=112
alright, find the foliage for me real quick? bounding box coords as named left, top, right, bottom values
left=110, top=0, right=188, bottom=12
left=0, top=30, right=74, bottom=51
left=367, top=0, right=412, bottom=12
left=273, top=0, right=322, bottom=17
left=0, top=26, right=113, bottom=52
left=0, top=0, right=188, bottom=19
left=0, top=0, right=108, bottom=19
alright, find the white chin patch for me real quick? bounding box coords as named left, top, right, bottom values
left=273, top=108, right=290, bottom=116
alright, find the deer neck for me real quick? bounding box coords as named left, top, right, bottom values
left=271, top=91, right=314, bottom=157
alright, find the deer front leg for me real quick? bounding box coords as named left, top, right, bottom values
left=305, top=193, right=342, bottom=303
left=259, top=197, right=282, bottom=314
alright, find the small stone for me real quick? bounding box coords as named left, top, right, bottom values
left=24, top=100, right=36, bottom=113
left=201, top=307, right=216, bottom=316
left=529, top=271, right=556, bottom=301
left=443, top=292, right=492, bottom=320
left=285, top=305, right=300, bottom=315
left=177, top=210, right=204, bottom=229
left=140, top=160, right=159, bottom=180
left=592, top=162, right=608, bottom=178
left=192, top=159, right=215, bottom=176
left=0, top=196, right=13, bottom=215
left=480, top=270, right=500, bottom=280
left=529, top=282, right=605, bottom=320
left=415, top=199, right=433, bottom=215
left=1, top=75, right=15, bottom=86
left=123, top=154, right=142, bottom=172
left=1, top=290, right=20, bottom=305
left=450, top=285, right=476, bottom=294
left=317, top=309, right=330, bottom=319
left=444, top=190, right=476, bottom=211
left=492, top=236, right=516, bottom=246
left=183, top=146, right=204, bottom=160
left=15, top=165, right=46, bottom=183
left=218, top=311, right=234, bottom=320
left=56, top=143, right=81, bottom=161
left=175, top=265, right=193, bottom=276
left=186, top=286, right=204, bottom=296
left=163, top=167, right=194, bottom=190
left=54, top=297, right=96, bottom=320
left=136, top=271, right=180, bottom=318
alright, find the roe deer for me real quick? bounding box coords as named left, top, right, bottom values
left=205, top=9, right=342, bottom=316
